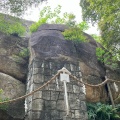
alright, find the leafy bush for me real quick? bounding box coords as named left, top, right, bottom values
left=96, top=47, right=105, bottom=62
left=87, top=102, right=120, bottom=120
left=62, top=27, right=86, bottom=42
left=77, top=21, right=89, bottom=31
left=30, top=17, right=48, bottom=33
left=30, top=5, right=59, bottom=32
left=0, top=14, right=26, bottom=36
left=30, top=5, right=89, bottom=43
left=93, top=33, right=119, bottom=69
left=30, top=5, right=76, bottom=32
left=62, top=21, right=89, bottom=42
left=18, top=48, right=30, bottom=59
left=91, top=34, right=102, bottom=43
left=96, top=47, right=118, bottom=69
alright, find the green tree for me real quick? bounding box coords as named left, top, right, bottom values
left=30, top=5, right=78, bottom=32
left=80, top=0, right=120, bottom=63
left=0, top=13, right=26, bottom=36
left=0, top=1, right=47, bottom=35
left=0, top=0, right=46, bottom=16
left=30, top=5, right=89, bottom=43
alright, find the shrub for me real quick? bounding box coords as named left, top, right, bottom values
left=0, top=14, right=26, bottom=36
left=87, top=102, right=120, bottom=120
left=30, top=17, right=48, bottom=32
left=96, top=47, right=118, bottom=69
left=18, top=48, right=30, bottom=59
left=62, top=27, right=86, bottom=43
left=30, top=5, right=89, bottom=43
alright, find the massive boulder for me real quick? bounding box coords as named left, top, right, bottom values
left=0, top=31, right=28, bottom=82
left=0, top=16, right=32, bottom=119
left=30, top=24, right=111, bottom=102
left=0, top=22, right=119, bottom=119
left=0, top=72, right=25, bottom=99
left=0, top=30, right=29, bottom=119
left=27, top=24, right=88, bottom=120
left=0, top=72, right=25, bottom=120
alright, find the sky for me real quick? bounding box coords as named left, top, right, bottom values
left=23, top=0, right=100, bottom=35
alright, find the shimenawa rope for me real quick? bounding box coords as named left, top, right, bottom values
left=0, top=70, right=120, bottom=104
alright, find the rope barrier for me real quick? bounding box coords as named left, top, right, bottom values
left=0, top=71, right=61, bottom=104
left=0, top=68, right=120, bottom=104
left=69, top=74, right=120, bottom=87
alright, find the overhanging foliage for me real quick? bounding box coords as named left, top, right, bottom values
left=80, top=0, right=120, bottom=64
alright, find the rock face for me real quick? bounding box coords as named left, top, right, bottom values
left=25, top=24, right=88, bottom=120
left=0, top=31, right=29, bottom=119
left=0, top=72, right=25, bottom=99
left=74, top=33, right=107, bottom=102
left=0, top=72, right=25, bottom=120
left=0, top=109, right=22, bottom=120
left=0, top=16, right=32, bottom=119
left=25, top=24, right=120, bottom=120
left=0, top=31, right=28, bottom=82
left=30, top=24, right=108, bottom=102
left=0, top=23, right=119, bottom=119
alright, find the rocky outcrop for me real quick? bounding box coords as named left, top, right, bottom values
left=0, top=17, right=32, bottom=119
left=0, top=31, right=28, bottom=82
left=0, top=72, right=25, bottom=99
left=0, top=23, right=119, bottom=119
left=30, top=24, right=108, bottom=102
left=0, top=72, right=25, bottom=120
left=0, top=30, right=29, bottom=119
left=73, top=33, right=107, bottom=102
left=25, top=24, right=120, bottom=120
left=26, top=24, right=88, bottom=120
left=29, top=24, right=120, bottom=103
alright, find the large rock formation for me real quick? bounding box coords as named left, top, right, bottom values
left=29, top=24, right=120, bottom=103
left=24, top=24, right=119, bottom=120
left=0, top=72, right=25, bottom=120
left=0, top=31, right=28, bottom=82
left=0, top=23, right=119, bottom=119
left=26, top=24, right=88, bottom=120
left=0, top=31, right=28, bottom=120
left=0, top=16, right=32, bottom=119
left=0, top=72, right=25, bottom=99
left=30, top=24, right=109, bottom=102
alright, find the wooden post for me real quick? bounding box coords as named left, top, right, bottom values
left=105, top=76, right=115, bottom=108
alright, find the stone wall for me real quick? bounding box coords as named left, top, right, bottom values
left=25, top=58, right=88, bottom=120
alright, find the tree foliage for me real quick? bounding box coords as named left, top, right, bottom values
left=62, top=28, right=86, bottom=42
left=0, top=13, right=26, bottom=36
left=30, top=5, right=89, bottom=43
left=80, top=0, right=120, bottom=63
left=30, top=5, right=77, bottom=32
left=0, top=0, right=46, bottom=16
left=0, top=1, right=46, bottom=36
